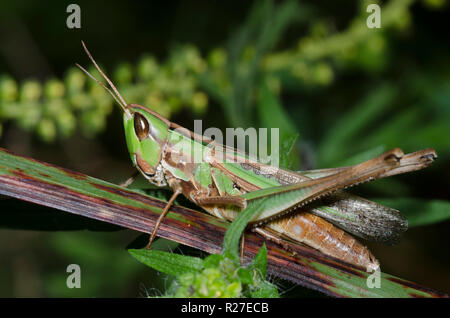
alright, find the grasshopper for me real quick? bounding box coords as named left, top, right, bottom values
left=77, top=42, right=437, bottom=271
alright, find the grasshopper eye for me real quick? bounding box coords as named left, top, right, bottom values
left=134, top=113, right=149, bottom=141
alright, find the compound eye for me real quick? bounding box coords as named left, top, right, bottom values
left=134, top=113, right=149, bottom=141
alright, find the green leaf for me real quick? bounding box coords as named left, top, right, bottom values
left=258, top=81, right=297, bottom=140
left=279, top=133, right=299, bottom=170
left=318, top=84, right=396, bottom=166
left=362, top=107, right=421, bottom=150
left=222, top=198, right=268, bottom=261
left=128, top=249, right=204, bottom=277
left=248, top=243, right=268, bottom=278
left=222, top=0, right=303, bottom=127
left=374, top=198, right=450, bottom=227
left=258, top=81, right=299, bottom=169
left=237, top=268, right=253, bottom=285
left=203, top=254, right=225, bottom=269
left=250, top=281, right=280, bottom=298
left=335, top=145, right=386, bottom=167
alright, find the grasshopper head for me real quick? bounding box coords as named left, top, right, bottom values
left=77, top=41, right=170, bottom=176
left=123, top=104, right=169, bottom=175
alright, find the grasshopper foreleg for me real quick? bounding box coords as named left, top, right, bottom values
left=119, top=171, right=140, bottom=188
left=146, top=189, right=182, bottom=249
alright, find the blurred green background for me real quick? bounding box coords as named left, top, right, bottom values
left=0, top=0, right=449, bottom=297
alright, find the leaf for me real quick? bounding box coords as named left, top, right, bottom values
left=0, top=147, right=447, bottom=298
left=222, top=198, right=269, bottom=261
left=258, top=81, right=299, bottom=169
left=203, top=254, right=224, bottom=269
left=248, top=243, right=268, bottom=278
left=129, top=249, right=204, bottom=277
left=362, top=107, right=421, bottom=150
left=222, top=0, right=303, bottom=127
left=335, top=145, right=386, bottom=167
left=258, top=81, right=297, bottom=140
left=237, top=268, right=253, bottom=285
left=280, top=133, right=300, bottom=170
left=318, top=84, right=396, bottom=166
left=250, top=281, right=280, bottom=298
left=374, top=198, right=450, bottom=227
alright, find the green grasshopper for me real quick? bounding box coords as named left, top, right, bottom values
left=77, top=42, right=437, bottom=271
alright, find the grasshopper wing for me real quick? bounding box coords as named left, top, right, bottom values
left=309, top=192, right=407, bottom=244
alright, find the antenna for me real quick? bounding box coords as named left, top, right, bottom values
left=75, top=63, right=127, bottom=112
left=77, top=41, right=129, bottom=114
